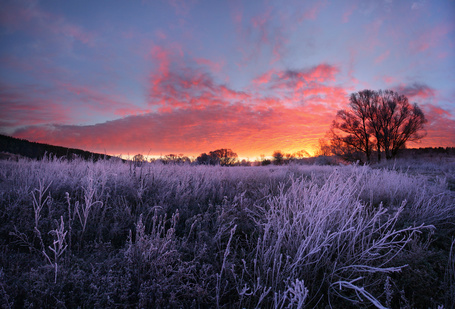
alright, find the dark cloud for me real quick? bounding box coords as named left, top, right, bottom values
left=394, top=82, right=436, bottom=99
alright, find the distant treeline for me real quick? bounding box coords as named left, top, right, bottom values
left=0, top=134, right=114, bottom=161
left=396, top=147, right=455, bottom=157
left=1, top=133, right=454, bottom=163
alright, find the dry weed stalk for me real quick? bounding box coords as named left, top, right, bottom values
left=43, top=216, right=68, bottom=283
left=76, top=175, right=103, bottom=236
left=31, top=179, right=52, bottom=229
left=216, top=224, right=237, bottom=309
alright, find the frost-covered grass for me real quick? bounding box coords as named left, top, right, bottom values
left=0, top=157, right=454, bottom=308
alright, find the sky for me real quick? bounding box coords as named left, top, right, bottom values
left=1, top=0, right=454, bottom=159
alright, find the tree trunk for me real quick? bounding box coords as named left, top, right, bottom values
left=377, top=141, right=381, bottom=163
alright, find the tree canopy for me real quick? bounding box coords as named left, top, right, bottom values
left=329, top=89, right=427, bottom=163
left=196, top=148, right=238, bottom=166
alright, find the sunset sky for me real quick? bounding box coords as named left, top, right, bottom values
left=1, top=0, right=454, bottom=158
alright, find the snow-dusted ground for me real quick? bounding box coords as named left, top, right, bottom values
left=0, top=157, right=454, bottom=308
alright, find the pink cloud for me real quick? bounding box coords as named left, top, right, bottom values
left=10, top=57, right=351, bottom=157
left=195, top=58, right=225, bottom=73
left=409, top=23, right=453, bottom=53
left=363, top=18, right=384, bottom=51
left=233, top=4, right=289, bottom=64
left=252, top=64, right=346, bottom=112
left=232, top=7, right=242, bottom=25
left=346, top=49, right=359, bottom=85
left=150, top=45, right=172, bottom=75
left=219, top=86, right=250, bottom=101
left=12, top=101, right=339, bottom=157
left=115, top=107, right=151, bottom=117
left=0, top=83, right=70, bottom=128
left=0, top=78, right=146, bottom=134
left=252, top=69, right=276, bottom=85
left=269, top=64, right=339, bottom=91
left=437, top=51, right=449, bottom=59
left=56, top=82, right=143, bottom=116
left=342, top=2, right=358, bottom=23
left=410, top=103, right=455, bottom=148
left=251, top=8, right=272, bottom=40
left=148, top=46, right=250, bottom=110
left=229, top=1, right=244, bottom=33
left=58, top=23, right=94, bottom=46
left=382, top=75, right=398, bottom=85
left=299, top=0, right=328, bottom=21
left=425, top=104, right=451, bottom=117
left=155, top=29, right=167, bottom=40
left=0, top=55, right=35, bottom=73
left=0, top=1, right=45, bottom=32
left=251, top=8, right=288, bottom=63
left=0, top=0, right=95, bottom=46
left=149, top=45, right=179, bottom=97
left=374, top=50, right=390, bottom=64
left=169, top=0, right=195, bottom=16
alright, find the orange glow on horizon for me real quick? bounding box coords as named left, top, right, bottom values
left=112, top=145, right=317, bottom=162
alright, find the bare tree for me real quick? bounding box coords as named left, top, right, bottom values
left=374, top=90, right=427, bottom=159
left=210, top=149, right=238, bottom=166
left=329, top=89, right=426, bottom=162
left=351, top=90, right=382, bottom=162
left=197, top=149, right=238, bottom=166
left=272, top=150, right=284, bottom=165
left=331, top=100, right=372, bottom=163
left=315, top=138, right=332, bottom=157
left=196, top=153, right=212, bottom=165
left=326, top=129, right=366, bottom=162
left=162, top=154, right=190, bottom=164
left=293, top=149, right=311, bottom=158
left=133, top=153, right=145, bottom=166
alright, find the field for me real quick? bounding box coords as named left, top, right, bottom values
left=0, top=157, right=454, bottom=308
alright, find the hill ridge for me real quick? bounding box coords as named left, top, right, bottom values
left=0, top=134, right=114, bottom=161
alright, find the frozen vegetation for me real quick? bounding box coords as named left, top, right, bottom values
left=0, top=157, right=454, bottom=308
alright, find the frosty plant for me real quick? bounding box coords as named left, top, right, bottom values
left=234, top=169, right=433, bottom=308
left=31, top=179, right=52, bottom=230
left=76, top=175, right=103, bottom=236
left=285, top=279, right=309, bottom=309
left=330, top=278, right=389, bottom=309
left=43, top=216, right=68, bottom=283
left=1, top=157, right=453, bottom=307
left=31, top=179, right=52, bottom=251
left=216, top=224, right=237, bottom=309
